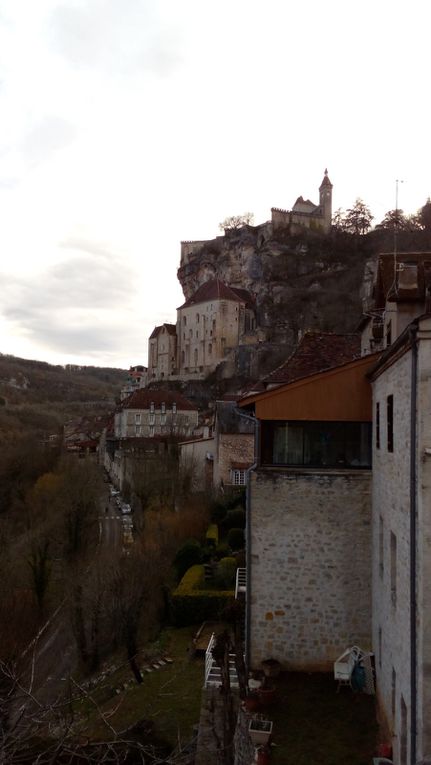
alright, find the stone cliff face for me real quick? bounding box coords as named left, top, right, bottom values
left=178, top=222, right=371, bottom=351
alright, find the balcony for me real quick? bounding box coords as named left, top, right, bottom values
left=204, top=633, right=239, bottom=689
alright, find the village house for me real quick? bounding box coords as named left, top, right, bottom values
left=360, top=251, right=431, bottom=765
left=114, top=389, right=198, bottom=440
left=239, top=334, right=377, bottom=672
left=147, top=323, right=177, bottom=382
left=176, top=279, right=256, bottom=380
left=120, top=365, right=148, bottom=400
left=178, top=400, right=255, bottom=492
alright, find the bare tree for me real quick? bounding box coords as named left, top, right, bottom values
left=219, top=213, right=254, bottom=231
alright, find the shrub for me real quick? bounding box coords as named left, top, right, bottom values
left=205, top=524, right=219, bottom=547
left=173, top=539, right=202, bottom=580
left=210, top=501, right=228, bottom=524
left=214, top=557, right=237, bottom=589
left=222, top=508, right=246, bottom=531
left=215, top=542, right=231, bottom=560
left=171, top=564, right=234, bottom=626
left=227, top=527, right=244, bottom=551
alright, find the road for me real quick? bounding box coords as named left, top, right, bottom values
left=9, top=484, right=127, bottom=733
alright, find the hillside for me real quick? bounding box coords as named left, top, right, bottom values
left=0, top=353, right=125, bottom=407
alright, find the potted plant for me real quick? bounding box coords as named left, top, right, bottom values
left=248, top=717, right=273, bottom=746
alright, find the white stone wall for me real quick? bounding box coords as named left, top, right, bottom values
left=372, top=350, right=412, bottom=763
left=114, top=407, right=198, bottom=439
left=249, top=468, right=372, bottom=671
left=177, top=297, right=243, bottom=378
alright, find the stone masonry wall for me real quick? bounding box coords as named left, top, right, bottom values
left=249, top=469, right=372, bottom=670
left=215, top=433, right=255, bottom=487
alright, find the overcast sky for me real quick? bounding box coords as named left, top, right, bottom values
left=0, top=0, right=429, bottom=369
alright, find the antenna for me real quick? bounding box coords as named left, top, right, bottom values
left=394, top=179, right=404, bottom=294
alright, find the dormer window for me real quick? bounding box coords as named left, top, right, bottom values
left=172, top=402, right=177, bottom=414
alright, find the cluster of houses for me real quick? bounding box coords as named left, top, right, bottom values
left=101, top=227, right=430, bottom=760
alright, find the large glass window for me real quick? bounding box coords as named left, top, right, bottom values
left=261, top=421, right=372, bottom=468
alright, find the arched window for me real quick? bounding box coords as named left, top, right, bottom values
left=208, top=343, right=212, bottom=355
left=194, top=348, right=198, bottom=366
left=181, top=350, right=185, bottom=365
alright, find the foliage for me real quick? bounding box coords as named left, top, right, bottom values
left=334, top=199, right=373, bottom=235
left=205, top=523, right=219, bottom=547
left=215, top=542, right=232, bottom=559
left=171, top=564, right=234, bottom=626
left=213, top=557, right=237, bottom=589
left=173, top=538, right=203, bottom=580
left=219, top=212, right=254, bottom=231
left=222, top=507, right=246, bottom=531
left=227, top=527, right=245, bottom=551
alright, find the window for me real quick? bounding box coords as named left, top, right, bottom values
left=208, top=343, right=212, bottom=355
left=135, top=413, right=141, bottom=424
left=172, top=402, right=177, bottom=414
left=196, top=313, right=199, bottom=323
left=390, top=531, right=397, bottom=608
left=400, top=696, right=407, bottom=765
left=387, top=395, right=394, bottom=452
left=375, top=402, right=380, bottom=449
left=386, top=323, right=392, bottom=347
left=135, top=425, right=141, bottom=436
left=194, top=348, right=198, bottom=366
left=183, top=316, right=187, bottom=326
left=261, top=421, right=372, bottom=468
left=149, top=413, right=155, bottom=426
left=231, top=469, right=247, bottom=486
left=149, top=425, right=154, bottom=437
left=150, top=402, right=155, bottom=413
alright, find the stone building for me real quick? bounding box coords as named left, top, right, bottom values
left=361, top=251, right=431, bottom=764
left=120, top=365, right=147, bottom=400
left=271, top=169, right=333, bottom=234
left=147, top=323, right=177, bottom=382
left=176, top=279, right=256, bottom=380
left=239, top=340, right=378, bottom=671
left=114, top=389, right=198, bottom=440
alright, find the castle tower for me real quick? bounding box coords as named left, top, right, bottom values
left=319, top=169, right=333, bottom=232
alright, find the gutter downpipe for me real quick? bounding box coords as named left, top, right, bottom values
left=409, top=325, right=418, bottom=765
left=234, top=407, right=259, bottom=674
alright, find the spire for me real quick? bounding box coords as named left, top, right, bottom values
left=319, top=168, right=333, bottom=190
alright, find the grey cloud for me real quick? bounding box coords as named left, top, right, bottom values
left=1, top=241, right=141, bottom=356
left=48, top=0, right=182, bottom=77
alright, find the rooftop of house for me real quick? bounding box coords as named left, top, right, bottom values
left=374, top=251, right=431, bottom=305
left=261, top=331, right=362, bottom=388
left=118, top=388, right=197, bottom=412
left=149, top=323, right=177, bottom=339
left=215, top=400, right=256, bottom=434
left=178, top=278, right=255, bottom=310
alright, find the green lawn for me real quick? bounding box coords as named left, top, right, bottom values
left=75, top=627, right=204, bottom=750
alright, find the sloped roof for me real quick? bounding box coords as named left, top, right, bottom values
left=319, top=169, right=333, bottom=189
left=119, top=389, right=197, bottom=411
left=262, top=331, right=361, bottom=388
left=178, top=279, right=254, bottom=310
left=149, top=323, right=177, bottom=339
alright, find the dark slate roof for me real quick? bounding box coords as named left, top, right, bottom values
left=119, top=389, right=197, bottom=411
left=178, top=279, right=254, bottom=310
left=215, top=401, right=255, bottom=434
left=262, top=331, right=361, bottom=387
left=319, top=169, right=333, bottom=188
left=149, top=323, right=177, bottom=339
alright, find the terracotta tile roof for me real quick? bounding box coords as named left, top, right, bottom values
left=119, top=388, right=197, bottom=412
left=375, top=252, right=431, bottom=305
left=262, top=331, right=361, bottom=387
left=178, top=279, right=254, bottom=309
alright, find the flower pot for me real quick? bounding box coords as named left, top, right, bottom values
left=248, top=718, right=273, bottom=746
left=257, top=686, right=276, bottom=707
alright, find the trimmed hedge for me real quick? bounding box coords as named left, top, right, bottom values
left=171, top=564, right=234, bottom=626
left=205, top=524, right=219, bottom=547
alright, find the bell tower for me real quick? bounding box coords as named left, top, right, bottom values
left=319, top=169, right=333, bottom=232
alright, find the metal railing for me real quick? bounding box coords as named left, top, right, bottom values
left=204, top=633, right=239, bottom=689
left=235, top=567, right=247, bottom=599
